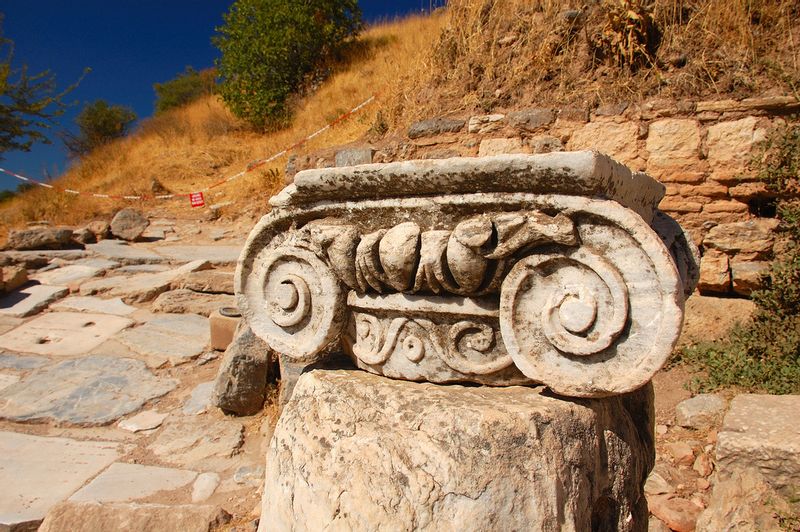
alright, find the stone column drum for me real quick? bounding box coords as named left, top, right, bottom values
left=234, top=152, right=698, bottom=531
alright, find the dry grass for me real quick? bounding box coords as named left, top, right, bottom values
left=0, top=13, right=444, bottom=238
left=4, top=2, right=796, bottom=239
left=389, top=0, right=800, bottom=123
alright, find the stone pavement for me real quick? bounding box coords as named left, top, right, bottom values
left=0, top=222, right=267, bottom=531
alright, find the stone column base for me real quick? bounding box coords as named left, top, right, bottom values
left=259, top=369, right=654, bottom=532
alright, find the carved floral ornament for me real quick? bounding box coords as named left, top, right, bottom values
left=237, top=153, right=699, bottom=397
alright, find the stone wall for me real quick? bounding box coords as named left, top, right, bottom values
left=287, top=95, right=800, bottom=297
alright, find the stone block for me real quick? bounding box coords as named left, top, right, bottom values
left=0, top=432, right=123, bottom=530
left=209, top=308, right=240, bottom=351
left=148, top=417, right=244, bottom=471
left=407, top=118, right=466, bottom=139
left=567, top=120, right=639, bottom=164
left=335, top=147, right=375, bottom=167
left=152, top=289, right=235, bottom=317
left=675, top=394, right=727, bottom=429
left=0, top=284, right=68, bottom=318
left=110, top=209, right=149, bottom=241
left=477, top=137, right=526, bottom=156
left=117, top=313, right=210, bottom=365
left=69, top=462, right=198, bottom=504
left=697, top=249, right=730, bottom=293
left=211, top=326, right=269, bottom=415
left=507, top=108, right=555, bottom=131
left=528, top=135, right=564, bottom=153
left=467, top=113, right=505, bottom=134
left=51, top=295, right=136, bottom=316
left=1, top=265, right=27, bottom=293
left=0, top=312, right=133, bottom=357
left=703, top=219, right=778, bottom=256
left=658, top=197, right=704, bottom=213
left=6, top=227, right=75, bottom=251
left=38, top=501, right=230, bottom=532
left=730, top=259, right=770, bottom=296
left=260, top=369, right=654, bottom=532
left=716, top=394, right=800, bottom=493
left=729, top=181, right=770, bottom=200
left=702, top=199, right=749, bottom=214
left=173, top=269, right=234, bottom=294
left=0, top=356, right=176, bottom=425
left=696, top=468, right=788, bottom=532
left=646, top=119, right=701, bottom=169
left=706, top=117, right=765, bottom=172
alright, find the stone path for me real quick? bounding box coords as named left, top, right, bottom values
left=0, top=222, right=266, bottom=531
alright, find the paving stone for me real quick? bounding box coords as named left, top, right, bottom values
left=38, top=501, right=230, bottom=532
left=0, top=284, right=68, bottom=317
left=182, top=381, right=214, bottom=415
left=74, top=258, right=119, bottom=270
left=0, top=352, right=49, bottom=370
left=80, top=259, right=211, bottom=303
left=86, top=240, right=164, bottom=264
left=0, top=312, right=133, bottom=357
left=117, top=313, right=210, bottom=365
left=32, top=264, right=106, bottom=286
left=0, top=373, right=20, bottom=391
left=191, top=472, right=220, bottom=503
left=153, top=245, right=242, bottom=265
left=149, top=417, right=244, bottom=471
left=716, top=394, right=800, bottom=492
left=0, top=431, right=122, bottom=530
left=70, top=462, right=197, bottom=503
left=118, top=410, right=168, bottom=433
left=152, top=289, right=235, bottom=317
left=173, top=270, right=235, bottom=294
left=0, top=355, right=177, bottom=425
left=117, top=264, right=171, bottom=273
left=51, top=295, right=137, bottom=316
left=0, top=315, right=23, bottom=335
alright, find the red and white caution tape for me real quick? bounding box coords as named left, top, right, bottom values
left=0, top=94, right=377, bottom=204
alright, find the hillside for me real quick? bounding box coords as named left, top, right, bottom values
left=1, top=0, right=798, bottom=237
left=0, top=13, right=444, bottom=238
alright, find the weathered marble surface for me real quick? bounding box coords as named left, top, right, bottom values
left=235, top=152, right=696, bottom=397
left=260, top=369, right=654, bottom=532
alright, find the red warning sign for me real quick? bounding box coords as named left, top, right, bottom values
left=189, top=192, right=205, bottom=208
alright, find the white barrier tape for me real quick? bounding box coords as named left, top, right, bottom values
left=0, top=93, right=378, bottom=202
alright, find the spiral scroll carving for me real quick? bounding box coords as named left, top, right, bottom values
left=441, top=321, right=513, bottom=375
left=499, top=202, right=683, bottom=397
left=241, top=246, right=345, bottom=363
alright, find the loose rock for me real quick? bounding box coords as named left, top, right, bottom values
left=110, top=209, right=149, bottom=241
left=676, top=394, right=727, bottom=429
left=211, top=326, right=270, bottom=416
left=6, top=227, right=75, bottom=251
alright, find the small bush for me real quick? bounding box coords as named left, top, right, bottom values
left=153, top=67, right=215, bottom=115
left=213, top=0, right=362, bottom=130
left=62, top=99, right=137, bottom=158
left=679, top=120, right=800, bottom=394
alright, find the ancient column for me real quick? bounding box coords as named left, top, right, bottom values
left=234, top=151, right=698, bottom=531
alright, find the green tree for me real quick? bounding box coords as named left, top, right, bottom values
left=153, top=66, right=216, bottom=114
left=62, top=99, right=137, bottom=157
left=213, top=0, right=362, bottom=130
left=0, top=18, right=83, bottom=159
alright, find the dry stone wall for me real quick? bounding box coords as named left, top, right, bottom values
left=288, top=95, right=799, bottom=297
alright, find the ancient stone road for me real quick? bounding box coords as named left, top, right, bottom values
left=0, top=220, right=266, bottom=531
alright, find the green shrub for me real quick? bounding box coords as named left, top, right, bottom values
left=62, top=99, right=137, bottom=157
left=679, top=120, right=800, bottom=394
left=153, top=67, right=215, bottom=114
left=213, top=0, right=362, bottom=130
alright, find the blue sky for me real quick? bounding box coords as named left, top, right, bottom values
left=0, top=1, right=443, bottom=191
